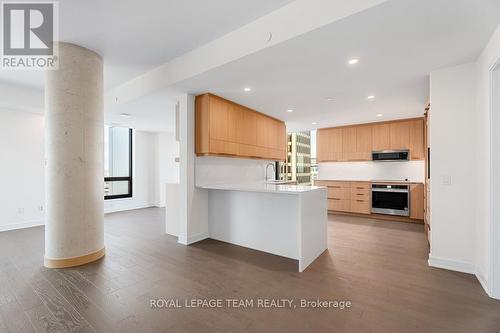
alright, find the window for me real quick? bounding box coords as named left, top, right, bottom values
left=104, top=126, right=132, bottom=199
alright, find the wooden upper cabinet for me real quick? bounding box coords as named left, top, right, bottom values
left=209, top=96, right=229, bottom=141
left=237, top=107, right=256, bottom=145
left=355, top=125, right=372, bottom=161
left=372, top=123, right=390, bottom=151
left=317, top=128, right=343, bottom=162
left=342, top=127, right=357, bottom=161
left=329, top=128, right=343, bottom=161
left=409, top=119, right=425, bottom=160
left=317, top=118, right=425, bottom=162
left=316, top=129, right=329, bottom=162
left=390, top=121, right=411, bottom=150
left=226, top=103, right=242, bottom=143
left=195, top=93, right=285, bottom=161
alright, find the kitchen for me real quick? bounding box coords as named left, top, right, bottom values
left=314, top=116, right=428, bottom=230
left=173, top=92, right=429, bottom=272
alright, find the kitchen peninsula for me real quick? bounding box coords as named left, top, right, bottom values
left=200, top=183, right=327, bottom=272
left=193, top=93, right=328, bottom=272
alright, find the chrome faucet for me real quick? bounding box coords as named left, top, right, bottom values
left=265, top=162, right=276, bottom=181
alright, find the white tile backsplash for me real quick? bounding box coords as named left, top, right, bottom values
left=195, top=156, right=275, bottom=186
left=318, top=160, right=425, bottom=182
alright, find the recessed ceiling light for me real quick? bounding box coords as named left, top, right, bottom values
left=244, top=87, right=252, bottom=92
left=376, top=113, right=383, bottom=117
left=348, top=58, right=360, bottom=65
left=120, top=113, right=131, bottom=118
left=367, top=95, right=376, bottom=100
left=287, top=109, right=293, bottom=113
left=326, top=97, right=335, bottom=101
left=312, top=122, right=318, bottom=125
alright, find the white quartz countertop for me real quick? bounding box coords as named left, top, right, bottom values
left=198, top=182, right=325, bottom=194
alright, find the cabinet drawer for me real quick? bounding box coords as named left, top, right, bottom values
left=350, top=189, right=370, bottom=201
left=350, top=199, right=371, bottom=214
left=350, top=182, right=371, bottom=190
left=328, top=198, right=350, bottom=212
left=328, top=187, right=350, bottom=200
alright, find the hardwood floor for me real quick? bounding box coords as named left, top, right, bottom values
left=0, top=208, right=499, bottom=332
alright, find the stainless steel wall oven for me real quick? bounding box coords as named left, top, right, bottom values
left=371, top=183, right=409, bottom=216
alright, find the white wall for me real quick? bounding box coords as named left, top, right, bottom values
left=475, top=25, right=500, bottom=298
left=178, top=94, right=209, bottom=245
left=154, top=132, right=179, bottom=207
left=0, top=109, right=45, bottom=231
left=429, top=63, right=477, bottom=272
left=318, top=161, right=425, bottom=183
left=0, top=108, right=173, bottom=228
left=195, top=156, right=275, bottom=186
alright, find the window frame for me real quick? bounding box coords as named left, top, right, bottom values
left=104, top=128, right=133, bottom=200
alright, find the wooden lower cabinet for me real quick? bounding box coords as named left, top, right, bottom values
left=328, top=198, right=350, bottom=212
left=410, top=183, right=425, bottom=220
left=350, top=198, right=371, bottom=214
left=317, top=180, right=425, bottom=221
left=320, top=181, right=371, bottom=215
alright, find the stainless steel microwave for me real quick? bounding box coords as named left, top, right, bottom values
left=372, top=150, right=409, bottom=162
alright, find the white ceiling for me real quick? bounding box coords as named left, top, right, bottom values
left=0, top=0, right=292, bottom=89
left=174, top=0, right=500, bottom=132
left=2, top=0, right=500, bottom=133
left=105, top=90, right=177, bottom=133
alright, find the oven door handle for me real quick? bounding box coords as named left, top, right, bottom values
left=371, top=188, right=408, bottom=193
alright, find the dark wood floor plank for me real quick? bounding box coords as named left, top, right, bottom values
left=1, top=207, right=500, bottom=332
left=18, top=266, right=95, bottom=333
left=0, top=301, right=36, bottom=333
left=42, top=269, right=116, bottom=333
left=25, top=303, right=69, bottom=333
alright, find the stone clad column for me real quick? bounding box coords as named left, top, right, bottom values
left=44, top=42, right=105, bottom=268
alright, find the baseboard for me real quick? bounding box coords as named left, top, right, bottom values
left=178, top=232, right=209, bottom=245
left=475, top=269, right=491, bottom=297
left=428, top=255, right=475, bottom=274
left=104, top=204, right=155, bottom=214
left=0, top=220, right=45, bottom=233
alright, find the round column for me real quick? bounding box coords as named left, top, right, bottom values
left=44, top=42, right=105, bottom=268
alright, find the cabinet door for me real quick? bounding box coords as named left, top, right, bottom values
left=355, top=125, right=372, bottom=160
left=227, top=103, right=242, bottom=143
left=409, top=119, right=425, bottom=160
left=238, top=108, right=256, bottom=146
left=329, top=128, right=343, bottom=161
left=269, top=120, right=281, bottom=150
left=210, top=139, right=238, bottom=155
left=390, top=121, right=411, bottom=150
left=372, top=123, right=390, bottom=151
left=410, top=183, right=424, bottom=220
left=317, top=129, right=330, bottom=162
left=342, top=127, right=357, bottom=161
left=209, top=96, right=229, bottom=141
left=256, top=114, right=271, bottom=148
left=277, top=122, right=286, bottom=154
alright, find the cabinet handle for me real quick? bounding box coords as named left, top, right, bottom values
left=331, top=186, right=341, bottom=188
left=356, top=187, right=365, bottom=189
left=356, top=200, right=364, bottom=202
left=356, top=193, right=364, bottom=196
left=332, top=198, right=341, bottom=201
